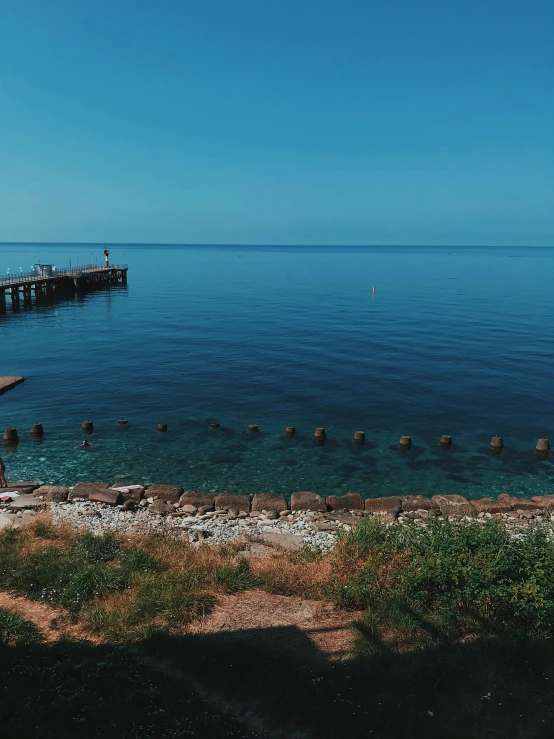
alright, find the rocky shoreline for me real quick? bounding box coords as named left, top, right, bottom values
left=1, top=482, right=554, bottom=547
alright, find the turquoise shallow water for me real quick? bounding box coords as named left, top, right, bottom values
left=1, top=243, right=553, bottom=499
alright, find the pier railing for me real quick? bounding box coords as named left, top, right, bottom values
left=0, top=264, right=128, bottom=288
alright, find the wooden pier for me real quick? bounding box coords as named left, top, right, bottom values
left=0, top=376, right=25, bottom=395
left=0, top=264, right=128, bottom=312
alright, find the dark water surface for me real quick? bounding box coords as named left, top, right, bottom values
left=1, top=243, right=553, bottom=499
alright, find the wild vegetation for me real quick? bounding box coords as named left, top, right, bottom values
left=1, top=515, right=554, bottom=737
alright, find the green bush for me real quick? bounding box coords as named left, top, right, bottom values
left=332, top=517, right=554, bottom=635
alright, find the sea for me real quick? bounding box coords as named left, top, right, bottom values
left=1, top=243, right=553, bottom=500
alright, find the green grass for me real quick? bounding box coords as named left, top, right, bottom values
left=331, top=516, right=554, bottom=636
left=0, top=531, right=150, bottom=616
left=2, top=519, right=554, bottom=737
left=0, top=526, right=257, bottom=639
left=0, top=608, right=43, bottom=646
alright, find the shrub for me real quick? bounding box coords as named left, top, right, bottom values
left=331, top=517, right=554, bottom=635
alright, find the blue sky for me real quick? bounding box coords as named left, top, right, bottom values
left=1, top=0, right=552, bottom=245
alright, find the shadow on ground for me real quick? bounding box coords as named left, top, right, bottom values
left=1, top=619, right=554, bottom=739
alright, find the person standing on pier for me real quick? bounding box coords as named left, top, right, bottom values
left=0, top=457, right=6, bottom=487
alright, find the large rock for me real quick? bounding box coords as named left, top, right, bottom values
left=148, top=499, right=173, bottom=516
left=531, top=495, right=554, bottom=510
left=34, top=485, right=70, bottom=503
left=471, top=497, right=513, bottom=514
left=326, top=493, right=364, bottom=511
left=179, top=492, right=216, bottom=509
left=68, top=482, right=110, bottom=501
left=401, top=495, right=438, bottom=512
left=431, top=494, right=475, bottom=517
left=215, top=494, right=251, bottom=512
left=147, top=484, right=183, bottom=504
left=365, top=497, right=401, bottom=518
left=497, top=494, right=542, bottom=512
left=89, top=489, right=123, bottom=506
left=3, top=481, right=39, bottom=494
left=290, top=491, right=327, bottom=512
left=251, top=493, right=288, bottom=512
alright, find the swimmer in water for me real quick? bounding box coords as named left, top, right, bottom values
left=75, top=440, right=93, bottom=448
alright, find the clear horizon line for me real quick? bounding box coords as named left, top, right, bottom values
left=1, top=241, right=554, bottom=248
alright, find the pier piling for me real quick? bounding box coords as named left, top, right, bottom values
left=3, top=427, right=19, bottom=445
left=353, top=430, right=365, bottom=446
left=490, top=435, right=503, bottom=453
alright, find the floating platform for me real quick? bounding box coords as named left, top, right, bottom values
left=0, top=376, right=25, bottom=395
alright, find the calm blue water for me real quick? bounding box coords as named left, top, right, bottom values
left=1, top=243, right=553, bottom=500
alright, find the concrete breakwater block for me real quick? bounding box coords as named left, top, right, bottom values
left=290, top=491, right=326, bottom=511
left=470, top=497, right=513, bottom=515
left=532, top=495, right=554, bottom=510
left=8, top=494, right=46, bottom=511
left=431, top=494, right=476, bottom=517
left=110, top=483, right=145, bottom=503
left=179, top=492, right=215, bottom=510
left=496, top=494, right=543, bottom=512
left=68, top=482, right=110, bottom=501
left=401, top=495, right=439, bottom=512
left=326, top=493, right=364, bottom=511
left=34, top=485, right=69, bottom=502
left=215, top=493, right=251, bottom=512
left=3, top=481, right=39, bottom=495
left=90, top=489, right=123, bottom=506
left=364, top=497, right=402, bottom=517
left=251, top=493, right=288, bottom=512
left=146, top=485, right=183, bottom=503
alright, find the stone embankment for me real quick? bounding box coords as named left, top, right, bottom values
left=1, top=483, right=553, bottom=547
